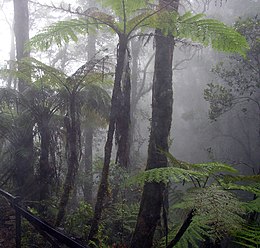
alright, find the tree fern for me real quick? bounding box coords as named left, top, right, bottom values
left=156, top=215, right=210, bottom=248
left=97, top=0, right=151, bottom=20
left=234, top=224, right=260, bottom=248
left=28, top=4, right=248, bottom=57
left=127, top=167, right=206, bottom=186
left=173, top=185, right=245, bottom=244
left=28, top=19, right=92, bottom=51
left=147, top=11, right=249, bottom=56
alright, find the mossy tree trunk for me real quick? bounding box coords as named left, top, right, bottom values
left=130, top=1, right=179, bottom=247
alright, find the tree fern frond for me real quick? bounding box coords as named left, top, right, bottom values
left=220, top=174, right=260, bottom=194
left=1, top=58, right=67, bottom=89
left=243, top=195, right=260, bottom=213
left=80, top=84, right=111, bottom=122
left=191, top=162, right=237, bottom=174
left=173, top=185, right=245, bottom=239
left=150, top=11, right=249, bottom=56
left=28, top=18, right=91, bottom=51
left=164, top=151, right=237, bottom=176
left=234, top=224, right=260, bottom=248
left=221, top=182, right=260, bottom=194
left=176, top=14, right=249, bottom=56
left=127, top=167, right=206, bottom=186
left=97, top=0, right=150, bottom=20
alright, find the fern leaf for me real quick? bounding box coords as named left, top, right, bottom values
left=173, top=185, right=245, bottom=240
left=151, top=12, right=249, bottom=56
left=234, top=224, right=260, bottom=248
left=29, top=19, right=91, bottom=51
left=97, top=0, right=150, bottom=20
left=127, top=167, right=206, bottom=186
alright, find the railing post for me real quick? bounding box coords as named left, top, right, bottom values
left=15, top=208, right=21, bottom=248
left=13, top=197, right=21, bottom=248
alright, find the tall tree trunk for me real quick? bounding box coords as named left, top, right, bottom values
left=83, top=127, right=94, bottom=204
left=129, top=38, right=141, bottom=166
left=7, top=21, right=16, bottom=88
left=13, top=0, right=30, bottom=92
left=13, top=0, right=34, bottom=198
left=115, top=53, right=131, bottom=168
left=131, top=1, right=179, bottom=247
left=88, top=34, right=128, bottom=243
left=56, top=92, right=80, bottom=226
left=82, top=17, right=96, bottom=205
left=38, top=113, right=51, bottom=202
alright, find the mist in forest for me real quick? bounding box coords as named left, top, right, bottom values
left=0, top=0, right=259, bottom=247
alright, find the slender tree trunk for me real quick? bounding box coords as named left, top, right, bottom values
left=13, top=0, right=34, bottom=198
left=56, top=92, right=80, bottom=226
left=38, top=113, right=51, bottom=201
left=129, top=38, right=141, bottom=166
left=8, top=21, right=16, bottom=88
left=13, top=0, right=30, bottom=92
left=131, top=1, right=179, bottom=247
left=88, top=34, right=128, bottom=243
left=83, top=127, right=94, bottom=205
left=82, top=17, right=96, bottom=205
left=115, top=53, right=131, bottom=168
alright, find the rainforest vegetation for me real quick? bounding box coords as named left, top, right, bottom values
left=0, top=0, right=259, bottom=247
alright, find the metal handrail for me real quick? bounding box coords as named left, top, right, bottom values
left=0, top=188, right=88, bottom=248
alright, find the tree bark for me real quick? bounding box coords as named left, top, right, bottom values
left=13, top=0, right=34, bottom=198
left=130, top=1, right=179, bottom=247
left=38, top=112, right=52, bottom=202
left=56, top=91, right=80, bottom=226
left=88, top=34, right=129, bottom=243
left=83, top=127, right=94, bottom=205
left=13, top=0, right=30, bottom=92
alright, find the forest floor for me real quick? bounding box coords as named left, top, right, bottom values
left=0, top=197, right=16, bottom=247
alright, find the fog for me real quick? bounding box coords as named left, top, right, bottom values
left=0, top=0, right=259, bottom=246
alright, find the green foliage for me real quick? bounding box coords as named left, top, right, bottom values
left=0, top=57, right=67, bottom=89
left=204, top=82, right=234, bottom=120
left=204, top=16, right=259, bottom=120
left=176, top=12, right=249, bottom=56
left=127, top=167, right=206, bottom=186
left=97, top=0, right=151, bottom=20
left=28, top=19, right=91, bottom=51
left=234, top=224, right=260, bottom=248
left=102, top=203, right=139, bottom=245
left=64, top=201, right=93, bottom=238
left=174, top=185, right=245, bottom=237
left=148, top=11, right=249, bottom=56
left=157, top=215, right=210, bottom=248
left=220, top=174, right=260, bottom=195
left=28, top=3, right=248, bottom=58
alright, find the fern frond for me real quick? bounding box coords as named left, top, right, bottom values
left=243, top=195, right=260, bottom=213
left=191, top=162, right=237, bottom=174
left=164, top=151, right=237, bottom=176
left=234, top=224, right=260, bottom=248
left=97, top=0, right=150, bottom=20
left=220, top=174, right=260, bottom=194
left=1, top=58, right=66, bottom=89
left=174, top=185, right=245, bottom=239
left=29, top=18, right=91, bottom=51
left=127, top=167, right=206, bottom=186
left=150, top=11, right=249, bottom=56
left=176, top=14, right=249, bottom=56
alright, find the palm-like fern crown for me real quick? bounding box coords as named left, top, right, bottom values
left=28, top=1, right=248, bottom=56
